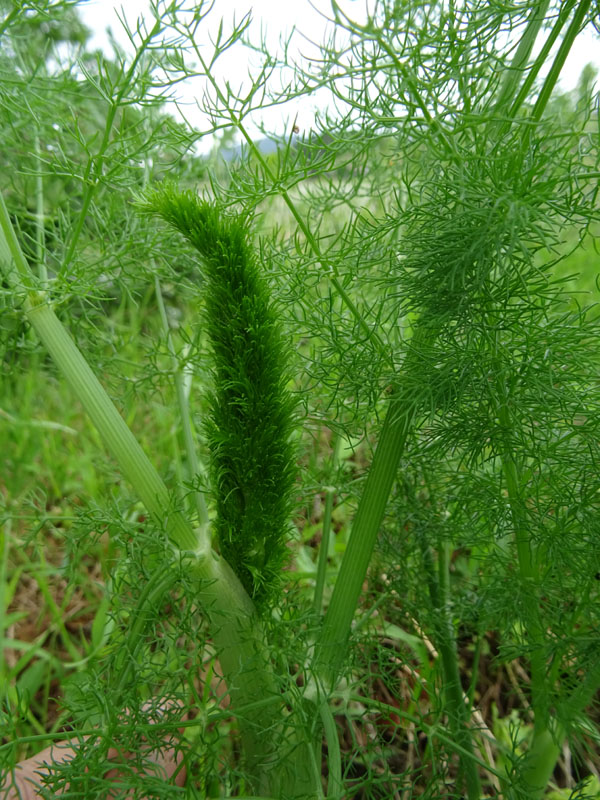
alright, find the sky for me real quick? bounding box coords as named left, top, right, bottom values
left=78, top=0, right=340, bottom=146
left=76, top=0, right=600, bottom=147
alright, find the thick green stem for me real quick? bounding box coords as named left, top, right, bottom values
left=515, top=726, right=562, bottom=800
left=23, top=292, right=293, bottom=794
left=312, top=388, right=415, bottom=685
left=514, top=653, right=600, bottom=799
left=24, top=293, right=199, bottom=553
left=0, top=198, right=309, bottom=796
left=0, top=193, right=34, bottom=288
left=312, top=316, right=440, bottom=686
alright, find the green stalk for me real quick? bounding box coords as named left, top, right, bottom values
left=311, top=314, right=441, bottom=685
left=514, top=726, right=562, bottom=800
left=492, top=0, right=552, bottom=119
left=154, top=275, right=210, bottom=535
left=313, top=434, right=342, bottom=615
left=312, top=387, right=416, bottom=685
left=514, top=643, right=600, bottom=799
left=495, top=395, right=558, bottom=800
left=0, top=193, right=35, bottom=289
left=493, top=0, right=592, bottom=145
left=23, top=290, right=194, bottom=548
left=530, top=0, right=593, bottom=123
left=25, top=294, right=199, bottom=551
left=418, top=533, right=482, bottom=799
left=496, top=402, right=547, bottom=713
left=34, top=134, right=47, bottom=284
left=319, top=700, right=342, bottom=799
left=24, top=295, right=285, bottom=790
left=500, top=0, right=577, bottom=131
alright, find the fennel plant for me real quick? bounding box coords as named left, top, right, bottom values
left=1, top=1, right=600, bottom=798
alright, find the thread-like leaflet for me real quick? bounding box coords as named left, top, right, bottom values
left=142, top=186, right=297, bottom=612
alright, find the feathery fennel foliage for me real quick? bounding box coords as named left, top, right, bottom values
left=141, top=186, right=297, bottom=611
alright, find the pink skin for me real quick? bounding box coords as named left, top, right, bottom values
left=2, top=702, right=186, bottom=799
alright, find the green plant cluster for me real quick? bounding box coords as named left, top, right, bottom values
left=1, top=1, right=600, bottom=799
